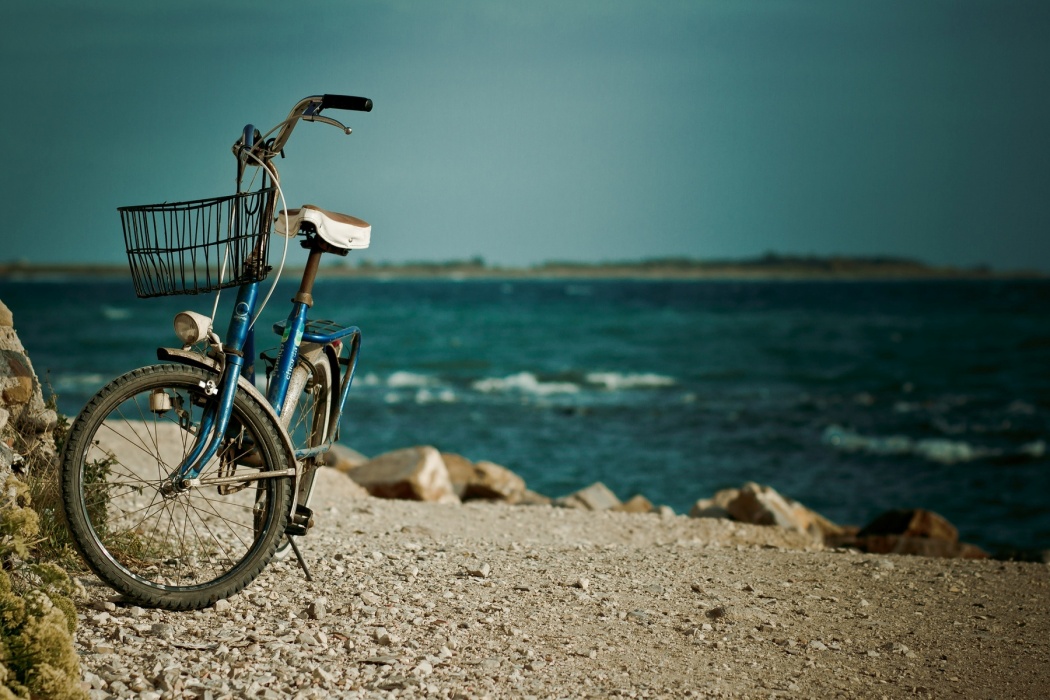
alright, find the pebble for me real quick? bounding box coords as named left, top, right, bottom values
left=468, top=562, right=492, bottom=578
left=307, top=599, right=327, bottom=620
left=374, top=627, right=398, bottom=646
left=149, top=623, right=174, bottom=640
left=707, top=606, right=729, bottom=620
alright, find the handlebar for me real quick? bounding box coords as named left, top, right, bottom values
left=235, top=93, right=373, bottom=172
left=321, top=94, right=373, bottom=113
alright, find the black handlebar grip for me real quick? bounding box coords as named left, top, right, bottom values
left=321, top=94, right=373, bottom=112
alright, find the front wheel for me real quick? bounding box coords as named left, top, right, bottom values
left=60, top=364, right=292, bottom=610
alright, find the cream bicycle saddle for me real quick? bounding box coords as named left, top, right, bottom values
left=275, top=205, right=371, bottom=249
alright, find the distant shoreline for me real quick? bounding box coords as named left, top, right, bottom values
left=0, top=255, right=1045, bottom=281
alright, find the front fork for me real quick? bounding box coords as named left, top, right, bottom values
left=162, top=354, right=244, bottom=492
left=165, top=281, right=262, bottom=491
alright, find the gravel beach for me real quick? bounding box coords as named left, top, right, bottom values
left=72, top=466, right=1050, bottom=699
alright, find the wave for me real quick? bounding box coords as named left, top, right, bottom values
left=472, top=372, right=580, bottom=396
left=414, top=388, right=456, bottom=404
left=386, top=371, right=435, bottom=388
left=50, top=372, right=108, bottom=394
left=822, top=424, right=1046, bottom=465
left=371, top=369, right=678, bottom=398
left=585, top=372, right=675, bottom=390
left=101, top=305, right=132, bottom=321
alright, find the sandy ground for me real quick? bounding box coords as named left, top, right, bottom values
left=71, top=464, right=1050, bottom=700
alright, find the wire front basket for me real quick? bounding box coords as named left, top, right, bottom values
left=119, top=187, right=276, bottom=298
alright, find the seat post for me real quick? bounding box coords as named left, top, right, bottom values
left=294, top=246, right=324, bottom=307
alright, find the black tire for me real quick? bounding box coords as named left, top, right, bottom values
left=60, top=364, right=292, bottom=610
left=274, top=357, right=333, bottom=558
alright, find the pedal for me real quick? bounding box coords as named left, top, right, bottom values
left=285, top=504, right=314, bottom=536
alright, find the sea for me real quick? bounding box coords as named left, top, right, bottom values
left=1, top=277, right=1048, bottom=555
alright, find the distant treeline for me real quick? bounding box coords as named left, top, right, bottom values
left=348, top=253, right=933, bottom=271
left=0, top=254, right=1037, bottom=280
left=530, top=253, right=935, bottom=271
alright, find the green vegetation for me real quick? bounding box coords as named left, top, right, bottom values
left=1, top=390, right=87, bottom=700
left=1, top=476, right=87, bottom=700
left=8, top=401, right=79, bottom=571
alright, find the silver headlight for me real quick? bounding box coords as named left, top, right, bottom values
left=173, top=311, right=212, bottom=346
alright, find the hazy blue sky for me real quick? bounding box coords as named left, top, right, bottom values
left=3, top=0, right=1049, bottom=270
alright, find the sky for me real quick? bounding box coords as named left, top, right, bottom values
left=3, top=0, right=1049, bottom=271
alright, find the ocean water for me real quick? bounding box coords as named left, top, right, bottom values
left=2, top=278, right=1048, bottom=554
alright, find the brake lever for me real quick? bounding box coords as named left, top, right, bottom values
left=302, top=114, right=353, bottom=135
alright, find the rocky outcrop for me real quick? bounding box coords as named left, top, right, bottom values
left=612, top=494, right=655, bottom=514
left=442, top=453, right=527, bottom=503
left=829, top=508, right=988, bottom=559
left=322, top=443, right=369, bottom=473
left=690, top=482, right=844, bottom=541
left=555, top=482, right=621, bottom=511
left=687, top=483, right=985, bottom=559
left=0, top=299, right=58, bottom=480
left=858, top=508, right=959, bottom=541
left=344, top=446, right=460, bottom=504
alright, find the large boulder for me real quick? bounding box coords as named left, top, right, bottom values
left=345, top=446, right=459, bottom=504
left=689, top=487, right=739, bottom=519
left=442, top=452, right=528, bottom=502
left=689, top=482, right=844, bottom=541
left=841, top=508, right=987, bottom=559
left=725, top=482, right=804, bottom=531
left=857, top=508, right=958, bottom=542
left=471, top=460, right=527, bottom=502
left=442, top=452, right=476, bottom=499
left=555, top=482, right=621, bottom=511
left=612, top=494, right=656, bottom=514
left=322, top=443, right=370, bottom=473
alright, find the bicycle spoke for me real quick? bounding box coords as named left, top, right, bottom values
left=192, top=490, right=256, bottom=552
left=183, top=497, right=237, bottom=572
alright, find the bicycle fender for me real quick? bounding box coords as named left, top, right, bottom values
left=156, top=347, right=302, bottom=508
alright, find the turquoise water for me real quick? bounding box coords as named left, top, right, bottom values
left=2, top=278, right=1048, bottom=554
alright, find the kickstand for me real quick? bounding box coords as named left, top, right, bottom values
left=286, top=536, right=313, bottom=581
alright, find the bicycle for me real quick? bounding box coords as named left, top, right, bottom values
left=59, top=94, right=373, bottom=610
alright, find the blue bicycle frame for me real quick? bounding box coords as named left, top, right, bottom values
left=165, top=120, right=362, bottom=490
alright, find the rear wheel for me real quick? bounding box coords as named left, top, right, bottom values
left=60, top=364, right=292, bottom=610
left=274, top=357, right=332, bottom=558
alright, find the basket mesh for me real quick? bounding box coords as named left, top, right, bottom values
left=119, top=187, right=276, bottom=298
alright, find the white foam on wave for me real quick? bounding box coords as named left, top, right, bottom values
left=101, top=305, right=132, bottom=321
left=52, top=373, right=107, bottom=393
left=387, top=371, right=435, bottom=388
left=415, top=388, right=457, bottom=404
left=585, top=372, right=676, bottom=390
left=821, top=424, right=1046, bottom=465
left=472, top=372, right=579, bottom=395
